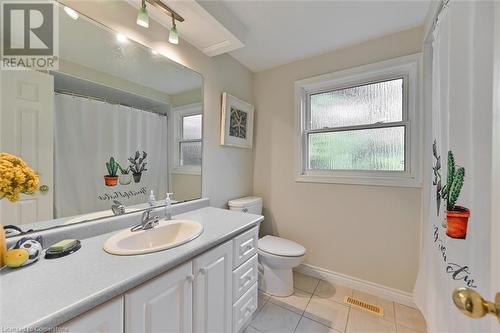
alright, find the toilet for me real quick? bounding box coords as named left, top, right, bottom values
left=228, top=196, right=306, bottom=297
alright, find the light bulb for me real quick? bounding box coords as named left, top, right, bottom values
left=64, top=6, right=79, bottom=20
left=169, top=26, right=179, bottom=45
left=151, top=50, right=158, bottom=55
left=116, top=34, right=128, bottom=43
left=136, top=3, right=149, bottom=28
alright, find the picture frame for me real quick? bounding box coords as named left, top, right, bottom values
left=220, top=92, right=254, bottom=149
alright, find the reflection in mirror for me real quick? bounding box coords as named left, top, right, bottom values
left=0, top=4, right=203, bottom=236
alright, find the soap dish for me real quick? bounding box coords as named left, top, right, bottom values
left=44, top=240, right=81, bottom=259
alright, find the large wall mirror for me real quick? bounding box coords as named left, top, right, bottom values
left=0, top=4, right=203, bottom=236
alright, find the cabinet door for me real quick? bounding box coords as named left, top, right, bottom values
left=193, top=241, right=233, bottom=333
left=64, top=296, right=123, bottom=333
left=125, top=262, right=193, bottom=333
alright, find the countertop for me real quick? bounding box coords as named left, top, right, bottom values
left=0, top=207, right=263, bottom=331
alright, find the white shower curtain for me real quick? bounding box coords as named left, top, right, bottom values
left=54, top=93, right=168, bottom=218
left=414, top=2, right=494, bottom=332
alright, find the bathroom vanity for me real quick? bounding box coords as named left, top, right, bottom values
left=0, top=206, right=262, bottom=333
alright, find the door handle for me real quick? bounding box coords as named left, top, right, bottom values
left=452, top=287, right=500, bottom=322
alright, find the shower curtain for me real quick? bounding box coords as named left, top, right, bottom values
left=54, top=93, right=168, bottom=218
left=413, top=1, right=494, bottom=332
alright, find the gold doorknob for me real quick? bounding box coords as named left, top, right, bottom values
left=452, top=287, right=500, bottom=322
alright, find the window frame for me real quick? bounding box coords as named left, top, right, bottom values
left=294, top=54, right=422, bottom=187
left=171, top=103, right=202, bottom=175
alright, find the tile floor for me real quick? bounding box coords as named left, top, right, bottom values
left=245, top=272, right=427, bottom=333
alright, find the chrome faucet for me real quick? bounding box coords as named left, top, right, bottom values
left=111, top=200, right=125, bottom=215
left=131, top=208, right=159, bottom=232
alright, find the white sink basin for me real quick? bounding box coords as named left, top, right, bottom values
left=103, top=219, right=203, bottom=255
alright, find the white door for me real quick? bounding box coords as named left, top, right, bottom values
left=125, top=261, right=193, bottom=333
left=0, top=69, right=54, bottom=225
left=193, top=240, right=233, bottom=333
left=64, top=297, right=124, bottom=333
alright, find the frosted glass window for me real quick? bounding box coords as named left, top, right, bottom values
left=310, top=79, right=403, bottom=129
left=180, top=141, right=202, bottom=166
left=182, top=114, right=202, bottom=140
left=308, top=127, right=405, bottom=171
left=296, top=57, right=420, bottom=186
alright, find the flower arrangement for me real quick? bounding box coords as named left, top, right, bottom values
left=0, top=153, right=39, bottom=202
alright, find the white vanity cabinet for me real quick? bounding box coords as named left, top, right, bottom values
left=125, top=262, right=193, bottom=333
left=64, top=297, right=124, bottom=333
left=61, top=226, right=259, bottom=333
left=193, top=240, right=233, bottom=332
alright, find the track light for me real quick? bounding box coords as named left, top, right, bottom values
left=136, top=0, right=149, bottom=28
left=64, top=6, right=79, bottom=20
left=168, top=15, right=179, bottom=44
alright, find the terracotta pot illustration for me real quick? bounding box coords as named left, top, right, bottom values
left=133, top=173, right=142, bottom=183
left=104, top=175, right=119, bottom=186
left=119, top=174, right=132, bottom=185
left=446, top=206, right=470, bottom=239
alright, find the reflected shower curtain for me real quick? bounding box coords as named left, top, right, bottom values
left=414, top=2, right=493, bottom=332
left=54, top=93, right=168, bottom=218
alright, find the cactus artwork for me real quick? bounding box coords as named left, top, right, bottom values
left=106, top=157, right=119, bottom=177
left=118, top=164, right=129, bottom=175
left=129, top=151, right=147, bottom=183
left=104, top=157, right=119, bottom=186
left=441, top=151, right=465, bottom=211
left=441, top=150, right=469, bottom=239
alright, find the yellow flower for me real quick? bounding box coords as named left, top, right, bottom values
left=0, top=153, right=40, bottom=203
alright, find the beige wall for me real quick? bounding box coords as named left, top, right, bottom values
left=171, top=173, right=202, bottom=202
left=253, top=27, right=424, bottom=292
left=63, top=0, right=254, bottom=208
left=170, top=88, right=202, bottom=108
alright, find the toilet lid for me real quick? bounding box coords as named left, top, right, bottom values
left=258, top=236, right=306, bottom=257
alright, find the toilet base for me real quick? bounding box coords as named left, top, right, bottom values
left=259, top=264, right=294, bottom=297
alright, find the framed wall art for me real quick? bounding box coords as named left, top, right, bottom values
left=220, top=92, right=254, bottom=149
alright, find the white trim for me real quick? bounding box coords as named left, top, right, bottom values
left=171, top=169, right=201, bottom=176
left=294, top=53, right=423, bottom=188
left=294, top=263, right=416, bottom=308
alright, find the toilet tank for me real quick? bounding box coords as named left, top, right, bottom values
left=228, top=196, right=262, bottom=215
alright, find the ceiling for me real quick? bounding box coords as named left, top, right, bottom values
left=59, top=5, right=202, bottom=95
left=221, top=1, right=431, bottom=72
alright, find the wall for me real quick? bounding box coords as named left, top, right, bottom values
left=62, top=0, right=254, bottom=208
left=253, top=26, right=424, bottom=293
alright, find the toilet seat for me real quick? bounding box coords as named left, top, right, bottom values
left=258, top=235, right=306, bottom=257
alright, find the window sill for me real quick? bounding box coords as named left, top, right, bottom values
left=295, top=174, right=422, bottom=188
left=171, top=168, right=201, bottom=176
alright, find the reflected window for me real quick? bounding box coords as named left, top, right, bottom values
left=180, top=114, right=202, bottom=167
left=172, top=104, right=202, bottom=174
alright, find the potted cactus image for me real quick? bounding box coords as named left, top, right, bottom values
left=441, top=151, right=469, bottom=239
left=118, top=164, right=132, bottom=185
left=104, top=157, right=119, bottom=186
left=129, top=151, right=147, bottom=183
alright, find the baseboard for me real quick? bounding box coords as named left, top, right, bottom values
left=294, top=263, right=416, bottom=308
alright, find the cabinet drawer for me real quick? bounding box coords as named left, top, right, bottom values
left=232, top=283, right=258, bottom=333
left=232, top=254, right=258, bottom=302
left=233, top=226, right=259, bottom=269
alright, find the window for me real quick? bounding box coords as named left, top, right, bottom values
left=179, top=114, right=202, bottom=167
left=172, top=104, right=202, bottom=174
left=295, top=55, right=421, bottom=187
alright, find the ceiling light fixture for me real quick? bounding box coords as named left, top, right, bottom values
left=136, top=0, right=149, bottom=28
left=116, top=34, right=128, bottom=43
left=63, top=6, right=79, bottom=20
left=168, top=15, right=179, bottom=45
